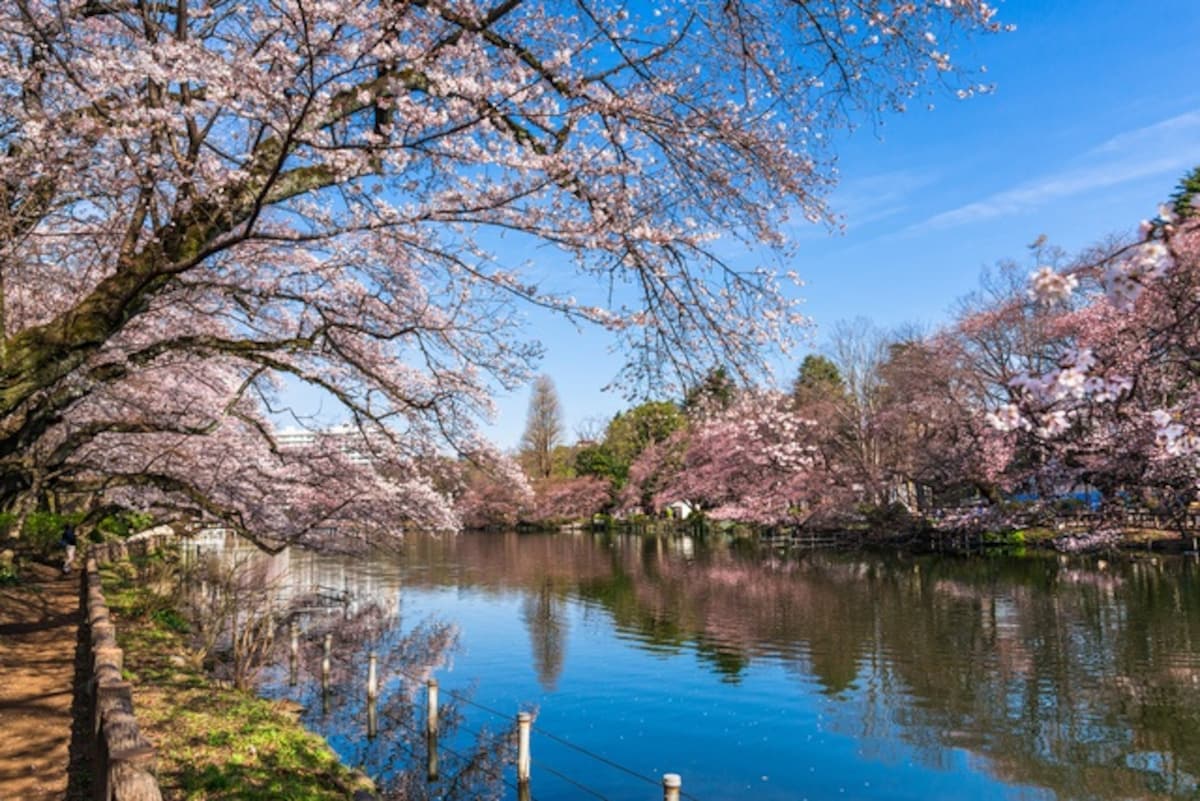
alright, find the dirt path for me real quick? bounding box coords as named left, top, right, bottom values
left=0, top=562, right=81, bottom=801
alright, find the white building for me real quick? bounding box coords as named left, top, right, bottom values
left=274, top=424, right=372, bottom=465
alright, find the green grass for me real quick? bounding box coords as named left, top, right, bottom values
left=101, top=561, right=374, bottom=800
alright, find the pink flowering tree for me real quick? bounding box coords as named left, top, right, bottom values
left=452, top=452, right=535, bottom=530
left=528, top=475, right=612, bottom=524
left=988, top=199, right=1200, bottom=517
left=617, top=434, right=688, bottom=514
left=651, top=392, right=847, bottom=525
left=0, top=0, right=1006, bottom=544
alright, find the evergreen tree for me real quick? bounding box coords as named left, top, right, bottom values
left=1170, top=166, right=1200, bottom=219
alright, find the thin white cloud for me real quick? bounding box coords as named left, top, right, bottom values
left=835, top=169, right=941, bottom=227
left=913, top=109, right=1200, bottom=232
left=1090, top=109, right=1200, bottom=154
left=785, top=168, right=939, bottom=241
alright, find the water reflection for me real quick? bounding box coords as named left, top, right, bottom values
left=216, top=533, right=1200, bottom=800
left=522, top=580, right=568, bottom=691
left=189, top=538, right=516, bottom=800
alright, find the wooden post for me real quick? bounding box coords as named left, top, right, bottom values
left=426, top=679, right=439, bottom=735
left=426, top=729, right=439, bottom=782
left=322, top=633, right=332, bottom=692
left=288, top=622, right=299, bottom=686
left=425, top=676, right=438, bottom=780
left=662, top=773, right=682, bottom=801
left=367, top=697, right=378, bottom=739
left=517, top=711, right=531, bottom=784
left=367, top=652, right=378, bottom=700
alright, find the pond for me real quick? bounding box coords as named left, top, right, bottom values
left=213, top=531, right=1200, bottom=801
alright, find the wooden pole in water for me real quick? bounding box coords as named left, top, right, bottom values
left=426, top=728, right=439, bottom=781
left=367, top=697, right=378, bottom=739
left=517, top=711, right=532, bottom=785
left=289, top=622, right=299, bottom=685
left=426, top=678, right=440, bottom=781
left=426, top=679, right=439, bottom=734
left=367, top=652, right=378, bottom=700
left=662, top=773, right=682, bottom=801
left=322, top=633, right=332, bottom=691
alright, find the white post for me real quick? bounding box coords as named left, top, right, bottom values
left=662, top=773, right=682, bottom=801
left=289, top=622, right=299, bottom=685
left=322, top=633, right=332, bottom=691
left=426, top=679, right=439, bottom=734
left=367, top=652, right=378, bottom=700
left=517, top=712, right=532, bottom=784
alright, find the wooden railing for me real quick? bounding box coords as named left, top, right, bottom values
left=83, top=531, right=174, bottom=801
left=1052, top=508, right=1200, bottom=531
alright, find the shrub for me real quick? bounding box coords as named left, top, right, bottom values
left=0, top=557, right=18, bottom=586
left=861, top=502, right=915, bottom=531
left=22, top=511, right=67, bottom=557
left=97, top=511, right=157, bottom=539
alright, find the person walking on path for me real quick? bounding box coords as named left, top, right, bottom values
left=60, top=523, right=76, bottom=574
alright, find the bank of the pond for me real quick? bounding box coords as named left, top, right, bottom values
left=493, top=514, right=1198, bottom=555
left=100, top=552, right=377, bottom=801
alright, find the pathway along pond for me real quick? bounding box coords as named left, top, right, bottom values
left=208, top=531, right=1200, bottom=801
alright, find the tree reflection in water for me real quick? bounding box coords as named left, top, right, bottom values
left=522, top=579, right=568, bottom=692
left=271, top=600, right=520, bottom=801
left=190, top=540, right=518, bottom=801
left=203, top=534, right=1200, bottom=801
left=391, top=533, right=1200, bottom=800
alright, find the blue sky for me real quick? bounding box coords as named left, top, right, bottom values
left=483, top=0, right=1200, bottom=449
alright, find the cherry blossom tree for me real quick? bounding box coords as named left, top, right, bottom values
left=616, top=432, right=687, bottom=513
left=528, top=475, right=611, bottom=523
left=989, top=200, right=1200, bottom=518
left=0, top=0, right=1006, bottom=544
left=452, top=453, right=534, bottom=529
left=650, top=391, right=847, bottom=525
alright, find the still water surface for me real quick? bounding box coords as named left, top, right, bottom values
left=241, top=532, right=1200, bottom=801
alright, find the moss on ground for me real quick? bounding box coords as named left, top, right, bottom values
left=101, top=556, right=373, bottom=801
left=1009, top=527, right=1057, bottom=544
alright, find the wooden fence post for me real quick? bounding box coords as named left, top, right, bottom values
left=425, top=678, right=440, bottom=782
left=426, top=727, right=439, bottom=782
left=289, top=622, right=299, bottom=686
left=322, top=634, right=332, bottom=692
left=517, top=711, right=531, bottom=785
left=426, top=679, right=438, bottom=734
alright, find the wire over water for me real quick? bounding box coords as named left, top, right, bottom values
left=534, top=760, right=611, bottom=801
left=393, top=666, right=702, bottom=801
